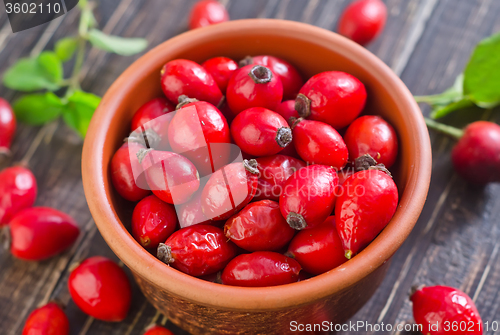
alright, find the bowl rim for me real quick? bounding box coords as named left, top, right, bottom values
left=82, top=18, right=432, bottom=311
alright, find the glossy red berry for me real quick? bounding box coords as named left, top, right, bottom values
left=410, top=285, right=482, bottom=335
left=0, top=166, right=37, bottom=225
left=344, top=115, right=398, bottom=168
left=241, top=55, right=304, bottom=100
left=139, top=149, right=200, bottom=205
left=224, top=200, right=295, bottom=252
left=189, top=0, right=229, bottom=30
left=222, top=251, right=301, bottom=287
left=8, top=207, right=80, bottom=261
left=338, top=0, right=387, bottom=46
left=202, top=56, right=238, bottom=93
left=201, top=159, right=259, bottom=221
left=226, top=64, right=283, bottom=115
left=69, top=256, right=131, bottom=322
left=143, top=325, right=175, bottom=335
left=132, top=195, right=177, bottom=250
left=168, top=100, right=231, bottom=176
left=274, top=100, right=301, bottom=158
left=0, top=98, right=16, bottom=155
left=22, top=302, right=69, bottom=335
left=291, top=118, right=349, bottom=169
left=177, top=189, right=219, bottom=228
left=157, top=225, right=237, bottom=276
left=110, top=142, right=150, bottom=202
left=296, top=71, right=367, bottom=129
left=254, top=154, right=306, bottom=201
left=161, top=59, right=223, bottom=107
left=231, top=107, right=292, bottom=157
left=286, top=216, right=346, bottom=275
left=280, top=165, right=338, bottom=230
left=335, top=169, right=398, bottom=259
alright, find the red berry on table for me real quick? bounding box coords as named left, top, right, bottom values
left=291, top=117, right=349, bottom=169
left=230, top=107, right=292, bottom=157
left=224, top=200, right=295, bottom=252
left=338, top=0, right=387, bottom=46
left=138, top=149, right=200, bottom=205
left=189, top=0, right=229, bottom=30
left=110, top=141, right=150, bottom=202
left=8, top=207, right=80, bottom=261
left=168, top=100, right=231, bottom=176
left=226, top=64, right=283, bottom=116
left=132, top=195, right=177, bottom=250
left=161, top=59, right=223, bottom=107
left=254, top=154, right=306, bottom=201
left=296, top=71, right=367, bottom=129
left=157, top=225, right=237, bottom=277
left=202, top=56, right=238, bottom=93
left=221, top=251, right=301, bottom=287
left=241, top=55, right=304, bottom=100
left=22, top=302, right=69, bottom=335
left=335, top=169, right=398, bottom=259
left=344, top=115, right=398, bottom=168
left=143, top=325, right=174, bottom=335
left=0, top=166, right=37, bottom=225
left=286, top=216, right=346, bottom=275
left=0, top=98, right=16, bottom=155
left=201, top=159, right=259, bottom=221
left=280, top=165, right=338, bottom=230
left=410, top=285, right=482, bottom=335
left=68, top=256, right=132, bottom=322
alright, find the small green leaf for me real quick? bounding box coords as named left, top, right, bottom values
left=37, top=51, right=63, bottom=83
left=78, top=0, right=87, bottom=9
left=55, top=37, right=78, bottom=62
left=463, top=32, right=500, bottom=108
left=430, top=98, right=475, bottom=119
left=3, top=54, right=62, bottom=92
left=88, top=29, right=148, bottom=56
left=13, top=93, right=64, bottom=125
left=63, top=91, right=101, bottom=137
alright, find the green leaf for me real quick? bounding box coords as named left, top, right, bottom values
left=463, top=32, right=500, bottom=108
left=13, top=93, right=64, bottom=125
left=55, top=37, right=78, bottom=62
left=63, top=91, right=101, bottom=137
left=88, top=29, right=148, bottom=56
left=37, top=51, right=63, bottom=83
left=430, top=98, right=475, bottom=119
left=414, top=74, right=464, bottom=107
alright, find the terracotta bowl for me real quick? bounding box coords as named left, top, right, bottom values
left=82, top=19, right=431, bottom=335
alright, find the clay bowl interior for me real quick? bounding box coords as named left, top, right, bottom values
left=82, top=19, right=431, bottom=334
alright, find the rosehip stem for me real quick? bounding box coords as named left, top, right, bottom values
left=424, top=117, right=464, bottom=140
left=0, top=226, right=10, bottom=251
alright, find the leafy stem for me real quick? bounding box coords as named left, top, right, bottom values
left=424, top=118, right=464, bottom=140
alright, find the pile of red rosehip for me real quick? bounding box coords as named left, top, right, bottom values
left=111, top=54, right=400, bottom=287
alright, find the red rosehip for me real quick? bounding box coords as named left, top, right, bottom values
left=226, top=64, right=283, bottom=116
left=286, top=216, right=346, bottom=275
left=344, top=115, right=398, bottom=168
left=335, top=169, right=398, bottom=259
left=410, top=285, right=482, bottom=335
left=338, top=0, right=387, bottom=46
left=22, top=302, right=69, bottom=335
left=168, top=100, right=231, bottom=175
left=161, top=59, right=223, bottom=107
left=138, top=149, right=200, bottom=205
left=143, top=325, right=174, bottom=335
left=177, top=189, right=217, bottom=228
left=224, top=200, right=295, bottom=252
left=201, top=159, right=259, bottom=221
left=230, top=107, right=292, bottom=157
left=132, top=195, right=177, bottom=250
left=338, top=167, right=355, bottom=185
left=157, top=225, right=237, bottom=276
left=221, top=251, right=301, bottom=287
left=296, top=71, right=367, bottom=129
left=241, top=55, right=304, bottom=100
left=275, top=100, right=301, bottom=158
left=280, top=165, right=338, bottom=230
left=188, top=0, right=229, bottom=30
left=7, top=207, right=80, bottom=261
left=254, top=154, right=306, bottom=201
left=0, top=98, right=16, bottom=155
left=0, top=166, right=37, bottom=225
left=110, top=141, right=150, bottom=202
left=202, top=56, right=238, bottom=93
left=291, top=118, right=349, bottom=169
left=68, top=256, right=132, bottom=322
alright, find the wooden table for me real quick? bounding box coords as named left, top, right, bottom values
left=1, top=0, right=499, bottom=334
